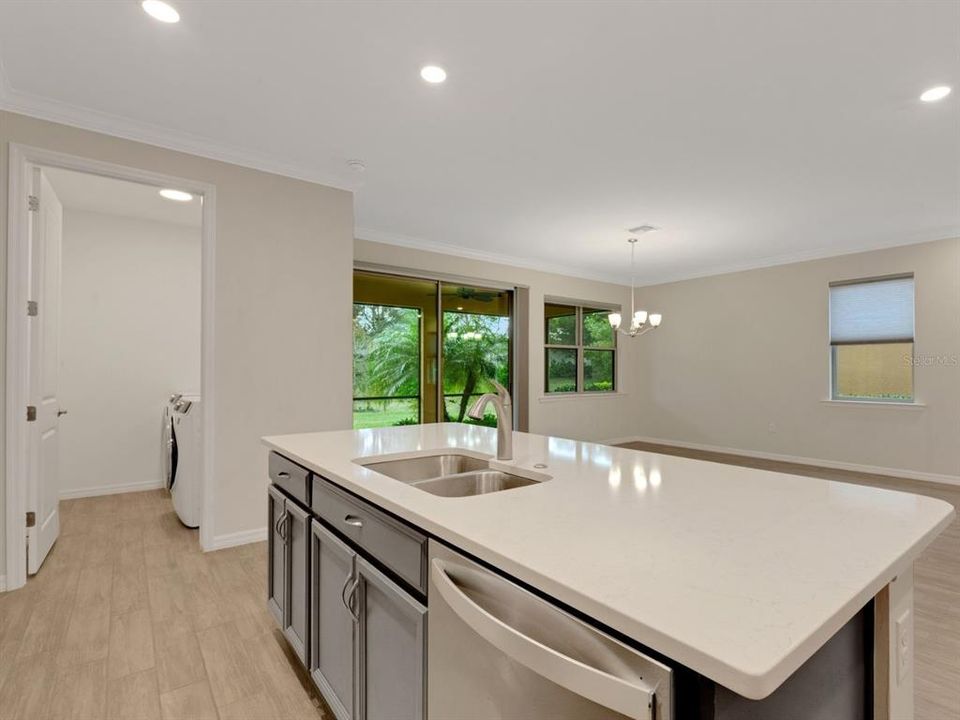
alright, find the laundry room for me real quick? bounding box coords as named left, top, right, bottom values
left=45, top=166, right=202, bottom=522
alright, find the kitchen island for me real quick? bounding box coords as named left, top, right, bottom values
left=263, top=424, right=953, bottom=719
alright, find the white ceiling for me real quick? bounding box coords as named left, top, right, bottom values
left=1, top=1, right=957, bottom=284
left=43, top=166, right=202, bottom=228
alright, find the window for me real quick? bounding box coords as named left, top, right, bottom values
left=544, top=302, right=616, bottom=393
left=829, top=275, right=914, bottom=402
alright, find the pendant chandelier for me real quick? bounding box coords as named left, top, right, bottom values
left=608, top=237, right=662, bottom=337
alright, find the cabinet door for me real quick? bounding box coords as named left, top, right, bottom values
left=311, top=520, right=358, bottom=720
left=267, top=485, right=286, bottom=627
left=358, top=557, right=426, bottom=720
left=284, top=500, right=311, bottom=666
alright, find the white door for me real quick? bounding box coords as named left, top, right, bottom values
left=26, top=166, right=63, bottom=574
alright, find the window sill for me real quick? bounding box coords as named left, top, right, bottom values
left=539, top=392, right=628, bottom=402
left=820, top=399, right=926, bottom=410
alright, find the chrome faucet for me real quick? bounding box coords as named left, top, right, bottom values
left=467, top=380, right=513, bottom=461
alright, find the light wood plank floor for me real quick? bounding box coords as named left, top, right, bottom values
left=620, top=440, right=960, bottom=720
left=0, top=490, right=329, bottom=720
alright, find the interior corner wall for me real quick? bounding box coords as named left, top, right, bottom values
left=60, top=209, right=201, bottom=497
left=0, top=110, right=354, bottom=576
left=353, top=238, right=638, bottom=443
left=628, top=237, right=960, bottom=480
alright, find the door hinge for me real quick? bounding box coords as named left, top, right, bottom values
left=27, top=195, right=39, bottom=212
left=26, top=511, right=36, bottom=528
left=27, top=300, right=38, bottom=317
left=26, top=405, right=37, bottom=422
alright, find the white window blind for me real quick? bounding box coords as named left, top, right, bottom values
left=829, top=275, right=914, bottom=345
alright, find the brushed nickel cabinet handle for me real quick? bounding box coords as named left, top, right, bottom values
left=344, top=515, right=364, bottom=528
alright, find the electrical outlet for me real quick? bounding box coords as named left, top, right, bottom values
left=767, top=422, right=777, bottom=434
left=896, top=609, right=912, bottom=685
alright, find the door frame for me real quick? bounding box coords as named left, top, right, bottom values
left=4, top=143, right=217, bottom=590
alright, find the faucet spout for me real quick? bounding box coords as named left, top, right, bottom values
left=466, top=380, right=513, bottom=461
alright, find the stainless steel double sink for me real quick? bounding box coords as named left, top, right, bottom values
left=361, top=453, right=544, bottom=498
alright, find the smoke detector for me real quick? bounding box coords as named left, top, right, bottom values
left=628, top=225, right=659, bottom=234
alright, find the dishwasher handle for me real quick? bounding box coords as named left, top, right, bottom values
left=431, top=559, right=658, bottom=720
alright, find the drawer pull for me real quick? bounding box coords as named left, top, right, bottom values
left=344, top=515, right=364, bottom=528
left=276, top=471, right=290, bottom=480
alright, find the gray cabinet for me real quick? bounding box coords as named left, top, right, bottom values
left=267, top=485, right=286, bottom=627
left=284, top=500, right=311, bottom=665
left=272, top=465, right=427, bottom=720
left=357, top=557, right=426, bottom=720
left=308, top=520, right=427, bottom=720
left=266, top=486, right=310, bottom=667
left=311, top=520, right=358, bottom=720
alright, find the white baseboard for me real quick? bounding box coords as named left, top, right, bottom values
left=605, top=435, right=960, bottom=487
left=60, top=479, right=166, bottom=500
left=207, top=527, right=267, bottom=552
left=0, top=575, right=7, bottom=593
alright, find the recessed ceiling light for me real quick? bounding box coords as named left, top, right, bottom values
left=142, top=0, right=180, bottom=23
left=159, top=188, right=193, bottom=202
left=920, top=85, right=951, bottom=102
left=420, top=65, right=447, bottom=84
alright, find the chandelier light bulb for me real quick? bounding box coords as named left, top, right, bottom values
left=633, top=310, right=648, bottom=326
left=608, top=312, right=622, bottom=330
left=649, top=313, right=662, bottom=327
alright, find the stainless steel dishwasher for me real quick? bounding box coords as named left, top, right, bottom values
left=428, top=542, right=672, bottom=720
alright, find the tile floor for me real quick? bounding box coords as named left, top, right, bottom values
left=0, top=490, right=328, bottom=720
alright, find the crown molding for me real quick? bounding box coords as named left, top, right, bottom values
left=358, top=225, right=960, bottom=290
left=355, top=227, right=631, bottom=286
left=637, top=228, right=960, bottom=288
left=0, top=82, right=357, bottom=193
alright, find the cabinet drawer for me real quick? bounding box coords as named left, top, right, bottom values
left=313, top=476, right=427, bottom=595
left=270, top=452, right=312, bottom=507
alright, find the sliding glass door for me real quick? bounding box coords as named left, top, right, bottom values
left=353, top=272, right=439, bottom=428
left=353, top=271, right=512, bottom=429
left=441, top=284, right=512, bottom=425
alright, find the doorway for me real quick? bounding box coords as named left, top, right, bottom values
left=352, top=270, right=514, bottom=429
left=4, top=145, right=216, bottom=591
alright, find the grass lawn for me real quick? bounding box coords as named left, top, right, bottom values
left=353, top=399, right=418, bottom=429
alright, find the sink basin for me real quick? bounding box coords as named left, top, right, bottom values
left=363, top=453, right=489, bottom=483
left=409, top=470, right=540, bottom=497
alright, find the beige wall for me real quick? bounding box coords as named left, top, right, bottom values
left=628, top=237, right=960, bottom=480
left=60, top=210, right=200, bottom=497
left=1, top=111, right=354, bottom=579
left=354, top=239, right=639, bottom=442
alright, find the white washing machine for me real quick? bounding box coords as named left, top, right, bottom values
left=166, top=394, right=201, bottom=528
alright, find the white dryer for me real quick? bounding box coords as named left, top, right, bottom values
left=168, top=394, right=201, bottom=528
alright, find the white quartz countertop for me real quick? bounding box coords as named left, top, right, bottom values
left=262, top=424, right=954, bottom=699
